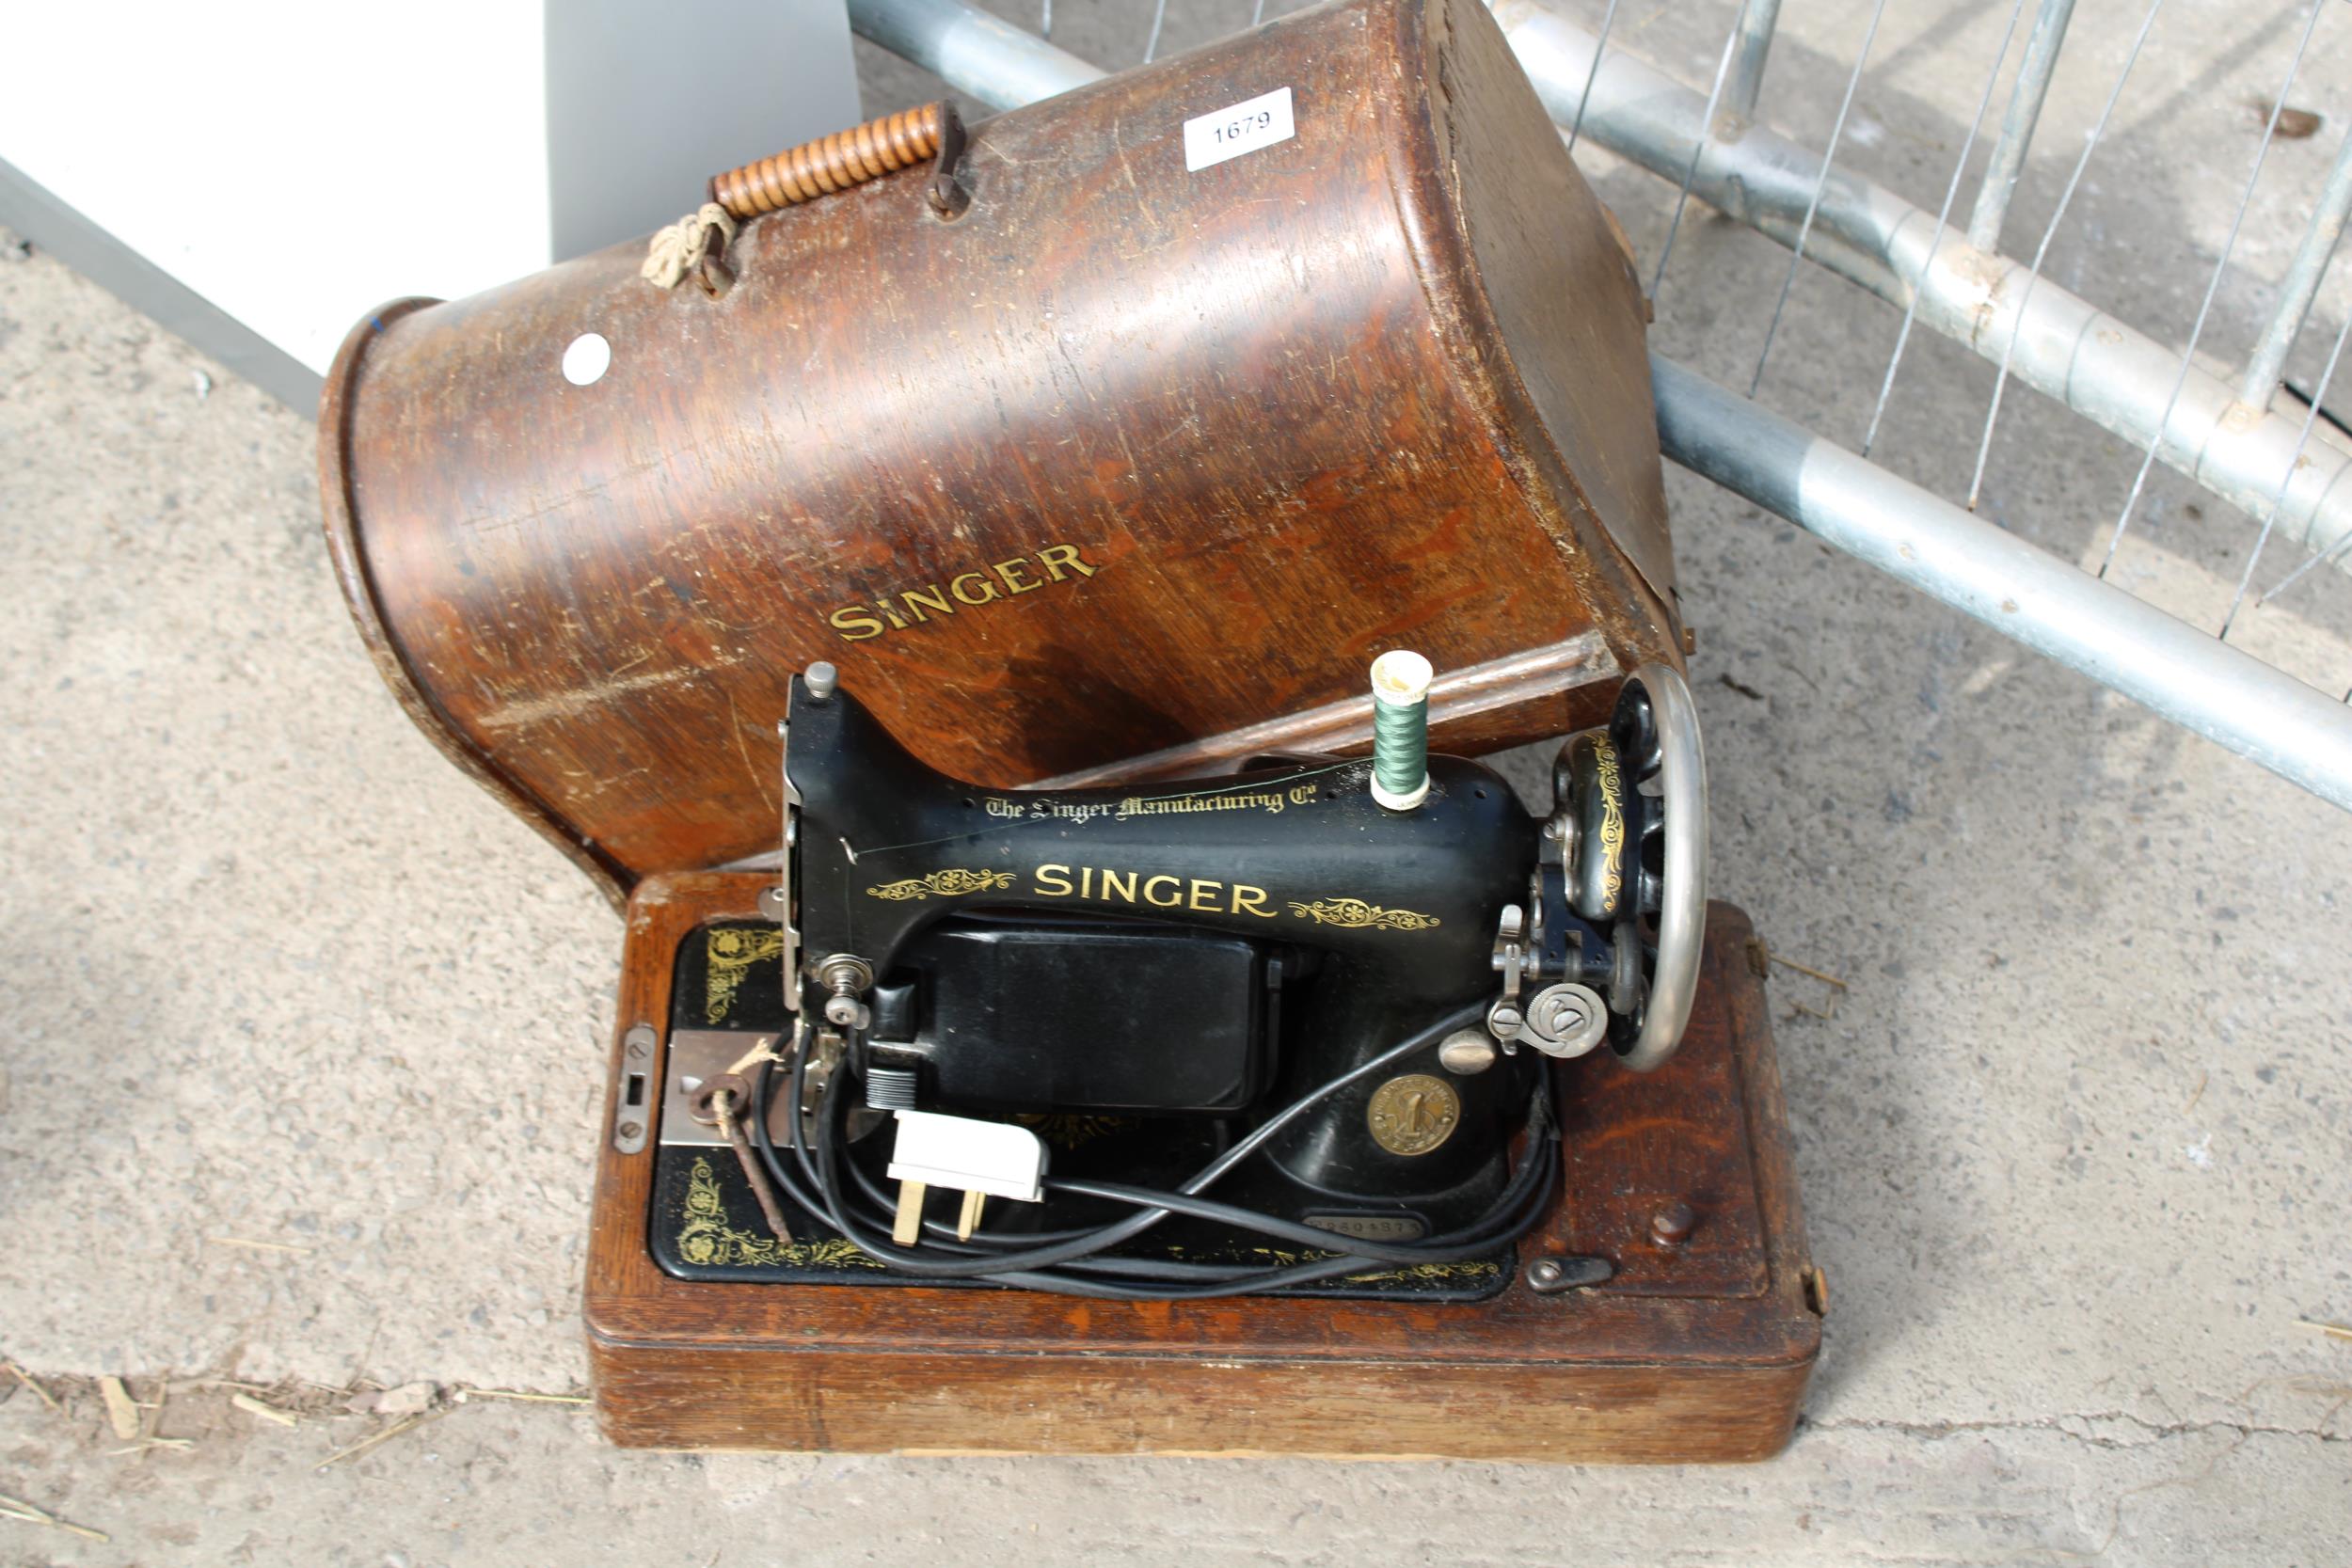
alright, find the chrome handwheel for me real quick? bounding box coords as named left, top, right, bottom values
left=1613, top=663, right=1708, bottom=1070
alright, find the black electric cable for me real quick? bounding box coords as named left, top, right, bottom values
left=1045, top=1137, right=1554, bottom=1262
left=808, top=1006, right=1484, bottom=1276
left=826, top=1090, right=1555, bottom=1266
left=851, top=1117, right=1563, bottom=1302
left=807, top=1016, right=1554, bottom=1279
left=842, top=1113, right=1551, bottom=1260
left=744, top=1002, right=1560, bottom=1298
left=748, top=1058, right=1336, bottom=1281
left=990, top=1158, right=1563, bottom=1301
left=810, top=1002, right=1492, bottom=1279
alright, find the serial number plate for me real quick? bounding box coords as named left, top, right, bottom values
left=1184, top=87, right=1295, bottom=172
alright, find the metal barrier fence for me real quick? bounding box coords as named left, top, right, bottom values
left=848, top=0, right=2352, bottom=812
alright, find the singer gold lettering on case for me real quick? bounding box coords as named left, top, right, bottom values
left=826, top=543, right=1103, bottom=641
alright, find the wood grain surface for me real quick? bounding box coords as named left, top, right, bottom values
left=583, top=881, right=1819, bottom=1461
left=319, top=0, right=1680, bottom=905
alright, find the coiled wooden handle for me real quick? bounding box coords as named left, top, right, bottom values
left=707, top=104, right=946, bottom=220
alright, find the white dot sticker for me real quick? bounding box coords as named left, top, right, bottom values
left=562, top=332, right=612, bottom=387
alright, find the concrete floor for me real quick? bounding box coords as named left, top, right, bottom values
left=3, top=1, right=2348, bottom=1562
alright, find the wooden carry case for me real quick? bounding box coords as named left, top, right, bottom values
left=584, top=886, right=1821, bottom=1460
left=317, top=0, right=1682, bottom=906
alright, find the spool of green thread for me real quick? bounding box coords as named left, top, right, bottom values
left=1369, top=650, right=1433, bottom=811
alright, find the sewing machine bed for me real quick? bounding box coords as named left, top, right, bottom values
left=584, top=874, right=1821, bottom=1462
left=649, top=915, right=1514, bottom=1304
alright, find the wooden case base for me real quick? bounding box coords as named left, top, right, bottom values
left=583, top=878, right=1820, bottom=1462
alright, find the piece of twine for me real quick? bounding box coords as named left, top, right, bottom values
left=713, top=1033, right=796, bottom=1243
left=642, top=203, right=738, bottom=291
left=724, top=1037, right=786, bottom=1077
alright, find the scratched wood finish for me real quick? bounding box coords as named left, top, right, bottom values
left=583, top=880, right=1819, bottom=1461
left=319, top=0, right=1679, bottom=906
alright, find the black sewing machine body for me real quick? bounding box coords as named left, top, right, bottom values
left=650, top=665, right=1704, bottom=1299
left=790, top=680, right=1543, bottom=1224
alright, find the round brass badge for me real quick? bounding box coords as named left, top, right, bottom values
left=1365, top=1072, right=1462, bottom=1157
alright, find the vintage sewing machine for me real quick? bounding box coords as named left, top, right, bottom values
left=316, top=0, right=1820, bottom=1460
left=578, top=656, right=1817, bottom=1461
left=648, top=654, right=1704, bottom=1302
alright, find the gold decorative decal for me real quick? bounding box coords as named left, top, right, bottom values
left=1286, top=897, right=1442, bottom=931
left=863, top=868, right=1434, bottom=929
left=825, top=542, right=1103, bottom=643
left=865, top=868, right=1016, bottom=901
left=1593, top=734, right=1627, bottom=912
left=1014, top=1112, right=1135, bottom=1151
left=1347, top=1259, right=1501, bottom=1285
left=1366, top=1072, right=1461, bottom=1156
left=706, top=927, right=785, bottom=1023
left=677, top=1157, right=881, bottom=1270
left=1237, top=1245, right=1501, bottom=1286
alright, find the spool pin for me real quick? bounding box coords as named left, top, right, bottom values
left=1369, top=650, right=1434, bottom=812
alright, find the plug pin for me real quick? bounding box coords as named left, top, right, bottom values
left=892, top=1180, right=928, bottom=1246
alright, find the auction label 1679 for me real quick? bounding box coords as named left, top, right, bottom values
left=1184, top=87, right=1296, bottom=172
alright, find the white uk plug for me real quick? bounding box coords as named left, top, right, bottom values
left=885, top=1110, right=1047, bottom=1244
